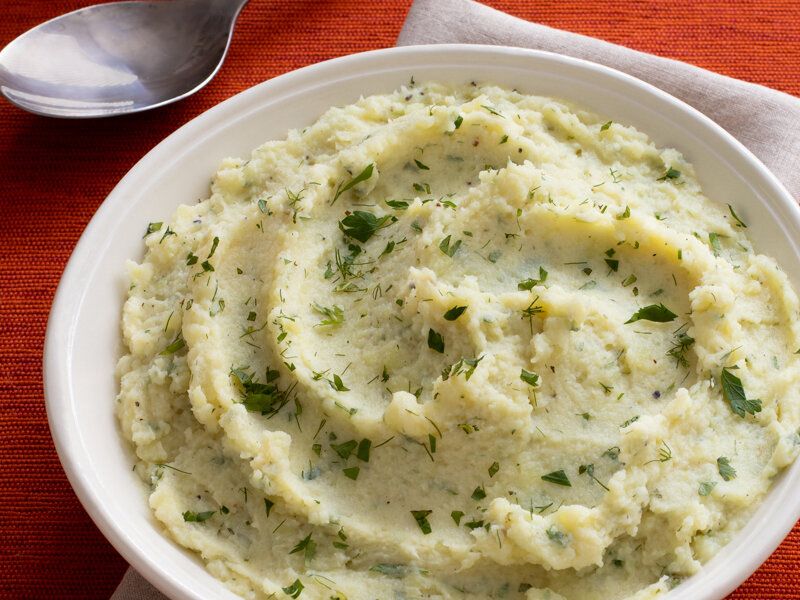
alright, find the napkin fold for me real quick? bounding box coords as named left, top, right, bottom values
left=398, top=0, right=800, bottom=200
left=113, top=1, right=800, bottom=598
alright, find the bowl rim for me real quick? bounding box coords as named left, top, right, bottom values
left=43, top=43, right=800, bottom=600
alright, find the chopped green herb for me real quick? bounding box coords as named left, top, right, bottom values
left=481, top=104, right=504, bottom=117
left=182, top=510, right=215, bottom=522
left=312, top=303, right=344, bottom=327
left=658, top=167, right=681, bottom=181
left=600, top=120, right=612, bottom=131
left=427, top=328, right=445, bottom=353
left=667, top=332, right=695, bottom=367
left=186, top=252, right=198, bottom=266
left=546, top=525, right=568, bottom=546
left=454, top=115, right=463, bottom=129
left=451, top=510, right=464, bottom=525
left=709, top=232, right=722, bottom=256
left=541, top=469, right=571, bottom=487
left=144, top=222, right=162, bottom=236
left=500, top=134, right=509, bottom=144
left=329, top=374, right=350, bottom=392
left=621, top=415, right=640, bottom=428
left=207, top=236, right=220, bottom=258
left=282, top=579, right=304, bottom=598
left=520, top=369, right=539, bottom=387
left=331, top=440, right=358, bottom=459
left=518, top=266, right=548, bottom=290
left=488, top=462, right=500, bottom=478
left=717, top=456, right=737, bottom=481
left=721, top=367, right=762, bottom=418
left=625, top=303, right=678, bottom=324
left=698, top=481, right=717, bottom=496
left=331, top=163, right=374, bottom=205
left=444, top=305, right=468, bottom=321
left=728, top=204, right=747, bottom=228
left=578, top=463, right=609, bottom=491
left=342, top=466, right=360, bottom=480
left=617, top=206, right=630, bottom=219
left=411, top=510, right=433, bottom=534
left=414, top=159, right=430, bottom=171
left=438, top=235, right=462, bottom=257
left=605, top=258, right=619, bottom=272
left=264, top=498, right=274, bottom=517
left=471, top=485, right=486, bottom=501
left=357, top=438, right=372, bottom=462
left=289, top=533, right=316, bottom=561
left=159, top=335, right=185, bottom=355
left=339, top=210, right=396, bottom=243
left=385, top=199, right=409, bottom=210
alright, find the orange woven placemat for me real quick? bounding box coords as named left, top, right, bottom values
left=1, top=1, right=798, bottom=598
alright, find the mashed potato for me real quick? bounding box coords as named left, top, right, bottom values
left=117, top=82, right=800, bottom=599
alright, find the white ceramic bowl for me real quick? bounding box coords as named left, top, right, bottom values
left=44, top=45, right=800, bottom=600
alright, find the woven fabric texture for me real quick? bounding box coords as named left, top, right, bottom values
left=0, top=1, right=798, bottom=598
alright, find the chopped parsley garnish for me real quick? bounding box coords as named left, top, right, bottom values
left=186, top=252, right=198, bottom=266
left=717, top=456, right=737, bottom=481
left=182, top=510, right=215, bottom=522
left=144, top=222, right=162, bottom=236
left=520, top=369, right=539, bottom=387
left=600, top=120, right=612, bottom=131
left=331, top=440, right=357, bottom=459
left=621, top=415, right=640, bottom=428
left=282, top=579, right=304, bottom=598
left=264, top=498, right=274, bottom=517
left=658, top=167, right=681, bottom=181
left=451, top=510, right=464, bottom=525
left=518, top=266, right=548, bottom=290
left=411, top=510, right=433, bottom=534
left=427, top=328, right=445, bottom=353
left=444, top=305, right=468, bottom=321
left=328, top=373, right=349, bottom=392
left=207, top=236, right=219, bottom=258
left=414, top=159, right=430, bottom=171
left=342, top=466, right=360, bottom=480
left=617, top=205, right=631, bottom=219
left=625, top=303, right=677, bottom=324
left=442, top=356, right=483, bottom=381
left=231, top=368, right=285, bottom=415
left=728, top=204, right=747, bottom=228
left=200, top=259, right=214, bottom=273
left=454, top=115, right=463, bottom=129
left=605, top=258, right=619, bottom=272
left=339, top=210, right=397, bottom=243
left=481, top=104, right=504, bottom=117
left=721, top=367, right=762, bottom=418
left=578, top=464, right=609, bottom=491
left=488, top=461, right=500, bottom=478
left=289, top=533, right=316, bottom=561
left=500, top=134, right=508, bottom=144
left=357, top=438, right=372, bottom=462
left=541, top=469, right=571, bottom=487
left=546, top=525, right=568, bottom=546
left=312, top=303, right=344, bottom=327
left=331, top=163, right=374, bottom=205
left=698, top=481, right=717, bottom=496
left=438, top=235, right=462, bottom=257
left=385, top=199, right=409, bottom=210
left=709, top=232, right=722, bottom=256
left=159, top=335, right=185, bottom=355
left=667, top=332, right=695, bottom=367
left=471, top=485, right=486, bottom=501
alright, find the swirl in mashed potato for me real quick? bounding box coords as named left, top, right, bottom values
left=117, top=82, right=800, bottom=600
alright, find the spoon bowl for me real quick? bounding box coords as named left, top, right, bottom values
left=0, top=0, right=248, bottom=118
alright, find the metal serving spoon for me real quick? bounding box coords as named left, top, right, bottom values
left=0, top=0, right=248, bottom=118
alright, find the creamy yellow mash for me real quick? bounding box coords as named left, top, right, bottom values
left=117, top=82, right=800, bottom=600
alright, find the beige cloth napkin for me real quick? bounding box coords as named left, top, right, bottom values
left=112, top=1, right=800, bottom=598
